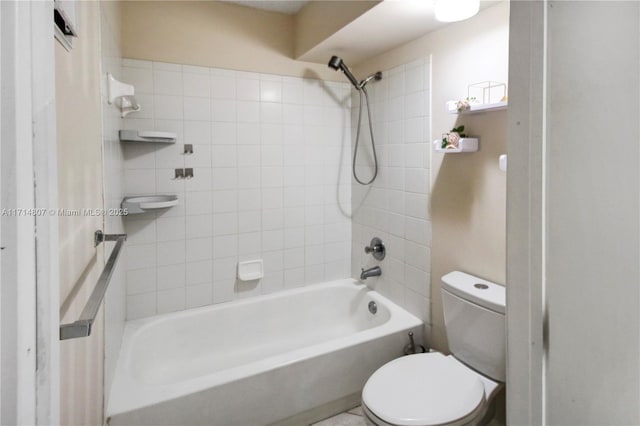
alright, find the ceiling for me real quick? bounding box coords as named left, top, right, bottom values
left=222, top=0, right=502, bottom=65
left=298, top=0, right=501, bottom=65
left=222, top=0, right=310, bottom=15
left=298, top=0, right=446, bottom=64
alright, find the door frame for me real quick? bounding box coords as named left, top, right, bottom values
left=506, top=0, right=547, bottom=424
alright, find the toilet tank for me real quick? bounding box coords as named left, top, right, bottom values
left=441, top=271, right=506, bottom=382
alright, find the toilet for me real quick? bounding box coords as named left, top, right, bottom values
left=361, top=271, right=506, bottom=426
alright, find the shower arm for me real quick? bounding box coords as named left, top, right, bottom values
left=358, top=72, right=383, bottom=90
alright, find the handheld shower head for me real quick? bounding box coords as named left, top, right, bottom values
left=328, top=55, right=343, bottom=70
left=327, top=55, right=361, bottom=90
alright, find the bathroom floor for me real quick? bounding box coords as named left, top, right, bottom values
left=311, top=405, right=366, bottom=426
left=310, top=400, right=507, bottom=426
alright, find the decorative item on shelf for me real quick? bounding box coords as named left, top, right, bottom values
left=107, top=73, right=141, bottom=118
left=468, top=80, right=507, bottom=105
left=447, top=97, right=477, bottom=113
left=434, top=125, right=478, bottom=153
left=441, top=125, right=467, bottom=150
left=446, top=81, right=508, bottom=114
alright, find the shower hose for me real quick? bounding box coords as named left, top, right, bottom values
left=352, top=87, right=378, bottom=186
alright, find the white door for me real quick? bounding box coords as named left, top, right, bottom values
left=507, top=1, right=640, bottom=424
left=0, top=1, right=59, bottom=424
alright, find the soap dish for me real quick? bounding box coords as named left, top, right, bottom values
left=122, top=195, right=178, bottom=214
left=237, top=260, right=264, bottom=281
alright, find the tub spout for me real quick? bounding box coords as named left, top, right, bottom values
left=360, top=266, right=381, bottom=280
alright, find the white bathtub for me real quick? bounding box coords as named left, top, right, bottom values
left=107, top=279, right=422, bottom=426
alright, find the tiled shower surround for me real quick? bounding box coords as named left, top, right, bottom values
left=121, top=59, right=353, bottom=319
left=351, top=58, right=432, bottom=329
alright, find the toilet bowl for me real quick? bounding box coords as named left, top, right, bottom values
left=361, top=271, right=506, bottom=426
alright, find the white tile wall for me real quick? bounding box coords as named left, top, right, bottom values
left=351, top=58, right=432, bottom=329
left=122, top=60, right=352, bottom=319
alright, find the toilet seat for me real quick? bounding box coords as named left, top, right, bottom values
left=362, top=352, right=487, bottom=426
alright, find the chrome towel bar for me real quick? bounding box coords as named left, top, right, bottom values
left=60, top=230, right=127, bottom=340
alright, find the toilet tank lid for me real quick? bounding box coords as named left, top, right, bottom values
left=441, top=271, right=505, bottom=314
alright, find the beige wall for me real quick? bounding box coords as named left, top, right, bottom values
left=56, top=1, right=106, bottom=424
left=294, top=0, right=380, bottom=59
left=121, top=0, right=340, bottom=81
left=355, top=2, right=509, bottom=351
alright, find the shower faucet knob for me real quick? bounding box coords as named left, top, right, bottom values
left=364, top=237, right=386, bottom=261
left=364, top=245, right=380, bottom=254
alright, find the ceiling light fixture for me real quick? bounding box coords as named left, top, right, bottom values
left=434, top=0, right=480, bottom=22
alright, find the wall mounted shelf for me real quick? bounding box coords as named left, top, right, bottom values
left=446, top=101, right=508, bottom=114
left=119, top=130, right=177, bottom=144
left=433, top=138, right=479, bottom=153
left=122, top=195, right=178, bottom=214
